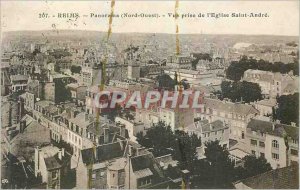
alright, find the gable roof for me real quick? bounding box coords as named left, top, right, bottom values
left=234, top=165, right=299, bottom=189
left=201, top=120, right=228, bottom=133
left=247, top=119, right=299, bottom=140
left=203, top=98, right=259, bottom=116
left=81, top=141, right=126, bottom=165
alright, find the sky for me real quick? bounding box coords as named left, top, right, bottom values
left=1, top=0, right=299, bottom=36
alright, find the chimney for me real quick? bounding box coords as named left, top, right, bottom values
left=136, top=147, right=145, bottom=156
left=85, top=113, right=89, bottom=121
left=120, top=125, right=126, bottom=138
left=20, top=120, right=26, bottom=133
left=71, top=110, right=78, bottom=118
left=61, top=148, right=65, bottom=157
left=209, top=123, right=213, bottom=131
left=34, top=146, right=40, bottom=177
left=104, top=128, right=110, bottom=144
left=58, top=150, right=62, bottom=160
left=128, top=144, right=133, bottom=156
left=272, top=123, right=275, bottom=131
left=291, top=122, right=296, bottom=127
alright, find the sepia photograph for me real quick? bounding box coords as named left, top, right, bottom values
left=0, top=0, right=299, bottom=189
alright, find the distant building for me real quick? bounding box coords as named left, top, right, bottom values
left=128, top=62, right=140, bottom=80
left=243, top=69, right=299, bottom=98
left=10, top=75, right=29, bottom=92
left=66, top=83, right=87, bottom=106
left=166, top=54, right=191, bottom=69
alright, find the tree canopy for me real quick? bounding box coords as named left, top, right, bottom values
left=70, top=65, right=81, bottom=74
left=191, top=141, right=235, bottom=189
left=156, top=74, right=176, bottom=90
left=226, top=56, right=298, bottom=81
left=55, top=80, right=72, bottom=103
left=220, top=80, right=263, bottom=103
left=136, top=122, right=201, bottom=170
left=191, top=53, right=212, bottom=70
left=234, top=155, right=272, bottom=180
left=273, top=93, right=299, bottom=126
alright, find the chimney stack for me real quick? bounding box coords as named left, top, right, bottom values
left=120, top=125, right=126, bottom=138
left=272, top=123, right=275, bottom=131
left=104, top=128, right=109, bottom=144
left=58, top=150, right=62, bottom=160
left=20, top=120, right=26, bottom=133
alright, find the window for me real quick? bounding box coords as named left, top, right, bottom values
left=251, top=139, right=257, bottom=146
left=52, top=171, right=58, bottom=179
left=141, top=178, right=151, bottom=186
left=291, top=149, right=298, bottom=156
left=242, top=132, right=245, bottom=139
left=259, top=141, right=265, bottom=147
left=92, top=173, right=96, bottom=180
left=272, top=153, right=279, bottom=160
left=100, top=171, right=105, bottom=177
left=260, top=152, right=265, bottom=158
left=215, top=131, right=217, bottom=135
left=252, top=150, right=256, bottom=155
left=272, top=140, right=279, bottom=149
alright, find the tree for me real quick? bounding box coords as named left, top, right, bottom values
left=226, top=56, right=297, bottom=81
left=70, top=65, right=81, bottom=74
left=137, top=122, right=201, bottom=168
left=191, top=53, right=212, bottom=69
left=220, top=81, right=262, bottom=103
left=191, top=141, right=235, bottom=188
left=55, top=80, right=71, bottom=103
left=273, top=93, right=299, bottom=126
left=234, top=155, right=272, bottom=180
left=204, top=141, right=235, bottom=188
left=137, top=121, right=175, bottom=157
left=180, top=79, right=190, bottom=90
left=173, top=131, right=201, bottom=170
left=156, top=74, right=176, bottom=90
left=54, top=64, right=61, bottom=73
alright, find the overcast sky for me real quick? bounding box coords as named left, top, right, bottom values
left=1, top=1, right=299, bottom=36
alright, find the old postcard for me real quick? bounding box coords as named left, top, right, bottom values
left=1, top=0, right=299, bottom=189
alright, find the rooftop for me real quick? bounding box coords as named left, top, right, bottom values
left=247, top=119, right=299, bottom=140
left=203, top=98, right=259, bottom=116
left=234, top=165, right=299, bottom=189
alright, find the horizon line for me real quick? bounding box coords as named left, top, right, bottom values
left=2, top=29, right=299, bottom=37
